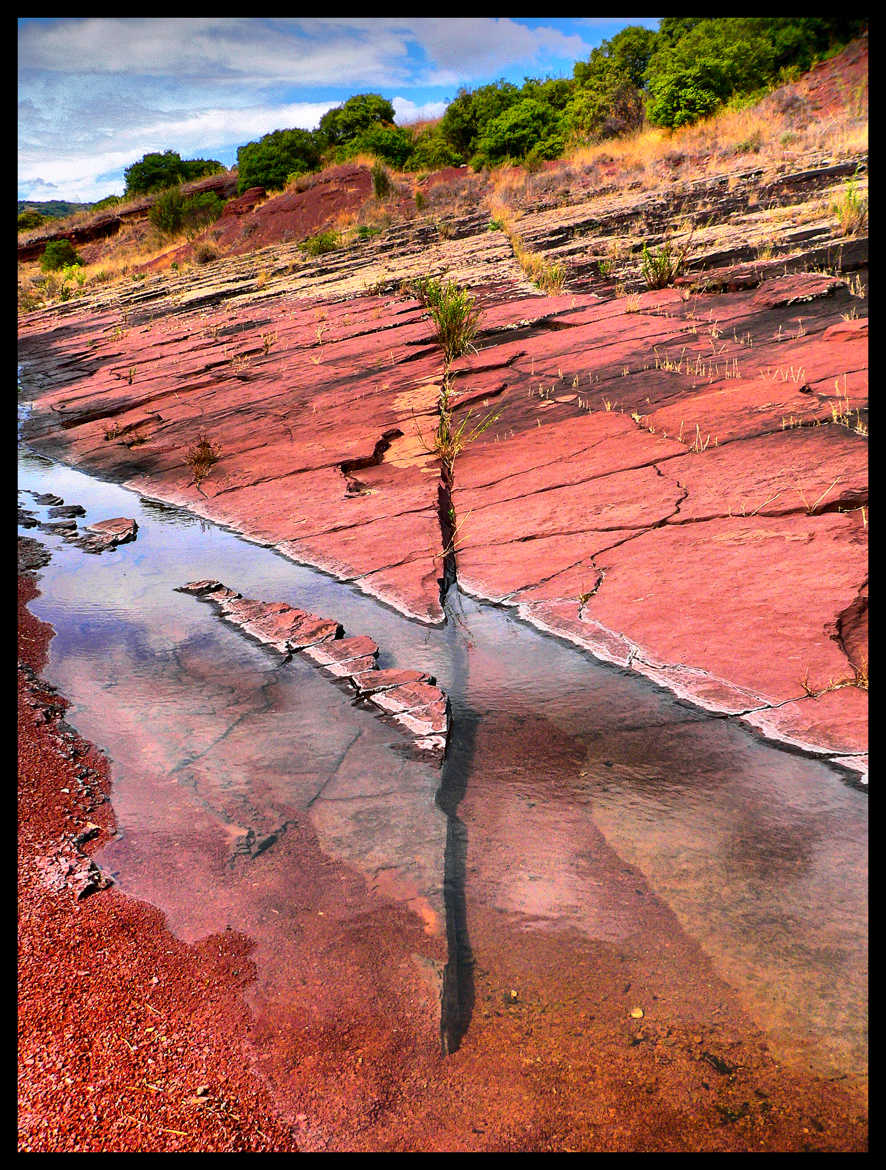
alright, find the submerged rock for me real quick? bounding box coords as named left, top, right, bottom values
left=177, top=579, right=450, bottom=763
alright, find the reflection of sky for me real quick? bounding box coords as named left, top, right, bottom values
left=18, top=447, right=867, bottom=1082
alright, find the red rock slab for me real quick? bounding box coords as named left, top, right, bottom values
left=453, top=410, right=686, bottom=503
left=644, top=377, right=838, bottom=445
left=367, top=682, right=445, bottom=715
left=216, top=597, right=341, bottom=652
left=317, top=653, right=378, bottom=679
left=657, top=426, right=867, bottom=524
left=301, top=634, right=379, bottom=667
left=453, top=462, right=683, bottom=554
left=584, top=511, right=867, bottom=713
left=83, top=516, right=138, bottom=547
left=456, top=532, right=628, bottom=605
left=391, top=700, right=449, bottom=738
left=742, top=685, right=868, bottom=764
left=177, top=579, right=241, bottom=599
left=751, top=272, right=846, bottom=308
left=351, top=556, right=445, bottom=625
left=350, top=669, right=431, bottom=696
left=514, top=598, right=639, bottom=668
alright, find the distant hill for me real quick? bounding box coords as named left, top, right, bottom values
left=17, top=199, right=95, bottom=220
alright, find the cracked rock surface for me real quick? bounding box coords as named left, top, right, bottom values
left=19, top=147, right=867, bottom=779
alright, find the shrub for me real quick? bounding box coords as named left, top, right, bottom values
left=426, top=279, right=482, bottom=364
left=185, top=432, right=221, bottom=485
left=236, top=128, right=324, bottom=194
left=193, top=242, right=218, bottom=264
left=340, top=124, right=414, bottom=169
left=832, top=172, right=868, bottom=237
left=40, top=239, right=82, bottom=271
left=301, top=229, right=340, bottom=256
left=149, top=188, right=225, bottom=237
left=18, top=209, right=46, bottom=231
left=371, top=160, right=392, bottom=199
left=640, top=237, right=692, bottom=289
left=406, top=125, right=464, bottom=170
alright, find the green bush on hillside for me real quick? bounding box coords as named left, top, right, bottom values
left=236, top=128, right=325, bottom=194
left=18, top=210, right=46, bottom=231
left=40, top=239, right=82, bottom=271
left=319, top=93, right=396, bottom=146
left=339, top=123, right=415, bottom=168
left=149, top=188, right=225, bottom=237
left=472, top=97, right=563, bottom=168
left=124, top=150, right=224, bottom=196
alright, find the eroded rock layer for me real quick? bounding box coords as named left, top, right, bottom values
left=176, top=580, right=450, bottom=763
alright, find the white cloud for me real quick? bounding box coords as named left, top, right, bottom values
left=392, top=97, right=448, bottom=125
left=17, top=18, right=653, bottom=200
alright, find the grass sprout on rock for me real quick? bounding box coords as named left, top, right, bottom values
left=185, top=431, right=221, bottom=485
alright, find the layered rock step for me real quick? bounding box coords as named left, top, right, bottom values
left=176, top=580, right=450, bottom=764
left=20, top=489, right=139, bottom=554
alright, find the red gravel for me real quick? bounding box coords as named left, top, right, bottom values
left=18, top=571, right=299, bottom=1153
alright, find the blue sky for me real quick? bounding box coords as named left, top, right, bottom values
left=18, top=18, right=659, bottom=203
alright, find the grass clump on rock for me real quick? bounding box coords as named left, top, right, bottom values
left=185, top=431, right=222, bottom=486
left=405, top=277, right=481, bottom=363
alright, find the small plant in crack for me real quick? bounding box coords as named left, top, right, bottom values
left=831, top=170, right=868, bottom=237
left=185, top=431, right=222, bottom=486
left=800, top=657, right=868, bottom=697
left=407, top=277, right=482, bottom=364
left=640, top=229, right=694, bottom=290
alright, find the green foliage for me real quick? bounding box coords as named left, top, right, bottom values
left=18, top=209, right=46, bottom=231
left=640, top=236, right=692, bottom=289
left=300, top=229, right=340, bottom=256
left=566, top=25, right=656, bottom=140
left=643, top=18, right=867, bottom=129
left=831, top=170, right=868, bottom=237
left=319, top=93, right=396, bottom=145
left=149, top=188, right=225, bottom=237
left=92, top=194, right=123, bottom=211
left=439, top=80, right=522, bottom=159
left=39, top=239, right=82, bottom=271
left=124, top=150, right=223, bottom=196
left=370, top=160, right=392, bottom=199
left=236, top=128, right=324, bottom=194
left=473, top=98, right=562, bottom=167
left=425, top=279, right=482, bottom=364
left=406, top=125, right=464, bottom=170
left=340, top=123, right=414, bottom=168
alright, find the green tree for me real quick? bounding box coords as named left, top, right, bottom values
left=473, top=97, right=562, bottom=167
left=642, top=18, right=866, bottom=130
left=566, top=25, right=657, bottom=140
left=406, top=124, right=464, bottom=170
left=235, top=128, right=324, bottom=193
left=644, top=20, right=776, bottom=128
left=124, top=150, right=223, bottom=196
left=319, top=93, right=396, bottom=145
left=339, top=123, right=415, bottom=168
left=439, top=80, right=522, bottom=158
